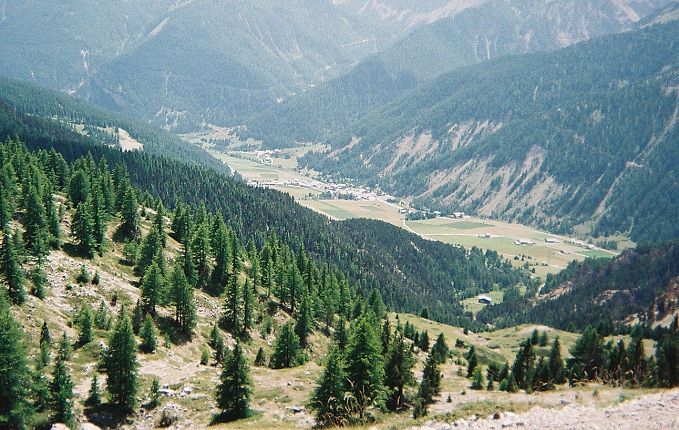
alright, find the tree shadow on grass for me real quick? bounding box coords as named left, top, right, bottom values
left=84, top=403, right=132, bottom=429
left=155, top=315, right=191, bottom=346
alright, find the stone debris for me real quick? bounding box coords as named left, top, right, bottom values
left=412, top=390, right=679, bottom=430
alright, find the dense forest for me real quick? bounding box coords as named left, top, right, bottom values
left=477, top=242, right=679, bottom=333
left=301, top=18, right=679, bottom=244
left=0, top=86, right=529, bottom=328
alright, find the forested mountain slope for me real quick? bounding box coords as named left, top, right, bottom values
left=0, top=77, right=227, bottom=173
left=303, top=18, right=679, bottom=243
left=477, top=242, right=679, bottom=333
left=0, top=83, right=529, bottom=326
left=244, top=0, right=671, bottom=147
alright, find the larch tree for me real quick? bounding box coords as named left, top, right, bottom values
left=101, top=311, right=139, bottom=413
left=1, top=231, right=25, bottom=304
left=0, top=293, right=33, bottom=428
left=311, top=346, right=350, bottom=426
left=269, top=321, right=303, bottom=369
left=50, top=334, right=75, bottom=426
left=71, top=200, right=96, bottom=259
left=221, top=276, right=241, bottom=335
left=384, top=334, right=415, bottom=411
left=215, top=342, right=251, bottom=421
left=345, top=311, right=385, bottom=419
left=171, top=264, right=196, bottom=338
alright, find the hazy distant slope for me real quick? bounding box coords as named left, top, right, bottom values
left=0, top=0, right=481, bottom=131
left=302, top=19, right=679, bottom=243
left=244, top=0, right=671, bottom=146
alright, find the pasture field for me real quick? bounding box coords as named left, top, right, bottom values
left=405, top=218, right=617, bottom=278
left=202, top=146, right=618, bottom=278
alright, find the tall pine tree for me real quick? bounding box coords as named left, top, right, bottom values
left=101, top=311, right=139, bottom=413
left=215, top=342, right=251, bottom=421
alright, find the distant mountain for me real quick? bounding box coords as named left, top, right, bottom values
left=0, top=0, right=481, bottom=131
left=244, top=0, right=672, bottom=146
left=302, top=18, right=679, bottom=243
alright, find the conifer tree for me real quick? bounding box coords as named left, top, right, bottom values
left=149, top=378, right=160, bottom=408
left=655, top=332, right=679, bottom=387
left=139, top=314, right=158, bottom=354
left=191, top=222, right=212, bottom=291
left=512, top=340, right=535, bottom=389
left=120, top=188, right=140, bottom=240
left=68, top=169, right=90, bottom=206
left=39, top=321, right=51, bottom=366
left=334, top=318, right=348, bottom=352
left=242, top=279, right=255, bottom=338
left=131, top=300, right=143, bottom=335
left=418, top=330, right=430, bottom=352
left=568, top=326, right=604, bottom=381
left=86, top=373, right=101, bottom=407
left=311, top=347, right=350, bottom=426
left=374, top=314, right=388, bottom=352
left=50, top=335, right=75, bottom=426
left=181, top=243, right=197, bottom=287
left=140, top=262, right=164, bottom=318
left=548, top=337, right=565, bottom=384
left=222, top=276, right=241, bottom=335
left=471, top=367, right=485, bottom=390
left=0, top=294, right=33, bottom=428
left=23, top=185, right=50, bottom=258
left=209, top=220, right=231, bottom=296
left=418, top=351, right=442, bottom=404
left=532, top=357, right=554, bottom=391
left=101, top=311, right=139, bottom=413
left=44, top=184, right=61, bottom=248
left=626, top=336, right=648, bottom=386
left=71, top=201, right=96, bottom=258
left=368, top=289, right=386, bottom=320
left=32, top=356, right=51, bottom=414
left=171, top=202, right=191, bottom=244
left=270, top=322, right=303, bottom=369
left=136, top=229, right=164, bottom=276
left=31, top=264, right=47, bottom=300
left=91, top=190, right=106, bottom=255
left=466, top=346, right=478, bottom=377
left=294, top=290, right=313, bottom=348
left=78, top=304, right=94, bottom=346
left=216, top=342, right=251, bottom=421
left=384, top=334, right=414, bottom=410
left=209, top=322, right=221, bottom=350
left=431, top=333, right=449, bottom=364
left=254, top=347, right=267, bottom=367
left=152, top=204, right=166, bottom=248
left=1, top=232, right=25, bottom=304
left=170, top=265, right=196, bottom=337
left=345, top=311, right=385, bottom=419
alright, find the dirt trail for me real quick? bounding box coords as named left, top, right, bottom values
left=414, top=389, right=679, bottom=430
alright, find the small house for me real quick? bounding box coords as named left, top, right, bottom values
left=478, top=295, right=493, bottom=305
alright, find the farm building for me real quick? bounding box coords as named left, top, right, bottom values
left=451, top=212, right=465, bottom=219
left=478, top=295, right=493, bottom=305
